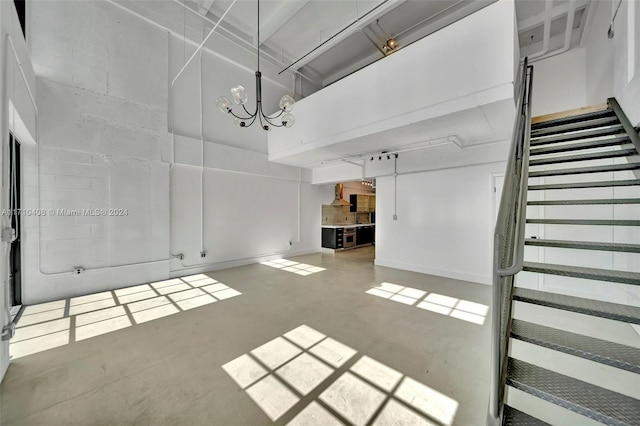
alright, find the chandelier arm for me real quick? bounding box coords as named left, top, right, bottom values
left=217, top=0, right=294, bottom=131
left=228, top=109, right=253, bottom=120
left=262, top=107, right=285, bottom=120
left=262, top=115, right=284, bottom=127
left=242, top=104, right=258, bottom=118
left=246, top=113, right=259, bottom=128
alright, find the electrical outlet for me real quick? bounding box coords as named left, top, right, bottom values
left=200, top=251, right=206, bottom=258
left=73, top=267, right=84, bottom=275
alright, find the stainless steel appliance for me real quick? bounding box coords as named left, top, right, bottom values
left=343, top=228, right=356, bottom=248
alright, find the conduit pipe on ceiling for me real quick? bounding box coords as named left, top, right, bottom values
left=527, top=0, right=554, bottom=61
left=528, top=0, right=577, bottom=64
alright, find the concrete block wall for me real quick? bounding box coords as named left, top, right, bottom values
left=22, top=1, right=324, bottom=304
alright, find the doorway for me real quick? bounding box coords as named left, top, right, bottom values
left=8, top=133, right=22, bottom=309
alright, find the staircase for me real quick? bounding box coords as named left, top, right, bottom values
left=498, top=102, right=640, bottom=425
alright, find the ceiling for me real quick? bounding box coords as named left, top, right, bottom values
left=116, top=0, right=595, bottom=97
left=114, top=0, right=597, bottom=167
left=186, top=0, right=595, bottom=94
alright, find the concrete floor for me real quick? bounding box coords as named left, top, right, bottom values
left=1, top=247, right=493, bottom=425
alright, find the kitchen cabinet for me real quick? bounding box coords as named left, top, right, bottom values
left=322, top=225, right=375, bottom=250
left=356, top=225, right=374, bottom=245
left=349, top=194, right=372, bottom=213
left=322, top=227, right=343, bottom=249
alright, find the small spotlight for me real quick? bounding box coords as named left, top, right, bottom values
left=387, top=155, right=390, bottom=160
left=378, top=156, right=382, bottom=161
left=386, top=38, right=397, bottom=51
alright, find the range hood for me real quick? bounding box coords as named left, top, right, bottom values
left=330, top=183, right=351, bottom=207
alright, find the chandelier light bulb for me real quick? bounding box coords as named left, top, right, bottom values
left=234, top=118, right=246, bottom=127
left=216, top=96, right=232, bottom=113
left=230, top=85, right=248, bottom=105
left=263, top=124, right=271, bottom=131
left=282, top=113, right=295, bottom=128
left=279, top=95, right=295, bottom=112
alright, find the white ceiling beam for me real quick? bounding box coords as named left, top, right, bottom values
left=198, top=0, right=215, bottom=16
left=517, top=0, right=589, bottom=32
left=255, top=0, right=312, bottom=45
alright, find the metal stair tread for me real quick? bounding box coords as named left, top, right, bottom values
left=512, top=288, right=640, bottom=324
left=502, top=405, right=550, bottom=425
left=527, top=198, right=640, bottom=205
left=526, top=218, right=640, bottom=226
left=531, top=109, right=615, bottom=130
left=506, top=358, right=640, bottom=425
left=510, top=319, right=640, bottom=374
left=522, top=261, right=640, bottom=285
left=529, top=136, right=630, bottom=155
left=531, top=116, right=620, bottom=137
left=529, top=163, right=640, bottom=177
left=529, top=147, right=637, bottom=166
left=530, top=125, right=625, bottom=146
left=524, top=238, right=640, bottom=253
left=528, top=179, right=640, bottom=190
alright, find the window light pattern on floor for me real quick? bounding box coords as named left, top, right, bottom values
left=366, top=283, right=489, bottom=325
left=10, top=274, right=241, bottom=359
left=222, top=324, right=458, bottom=425
left=260, top=259, right=326, bottom=276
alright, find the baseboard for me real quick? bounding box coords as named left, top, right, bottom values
left=170, top=248, right=321, bottom=276
left=374, top=258, right=490, bottom=285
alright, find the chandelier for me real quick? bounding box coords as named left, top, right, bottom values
left=215, top=0, right=295, bottom=131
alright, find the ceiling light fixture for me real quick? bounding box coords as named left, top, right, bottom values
left=215, top=0, right=295, bottom=131
left=384, top=38, right=397, bottom=52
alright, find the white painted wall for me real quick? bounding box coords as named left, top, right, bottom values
left=532, top=0, right=639, bottom=122
left=0, top=0, right=38, bottom=382
left=170, top=135, right=324, bottom=275
left=22, top=1, right=172, bottom=304
left=530, top=48, right=588, bottom=117
left=611, top=0, right=640, bottom=125
left=375, top=161, right=507, bottom=284
left=268, top=0, right=516, bottom=163
left=21, top=1, right=324, bottom=305
left=584, top=1, right=614, bottom=106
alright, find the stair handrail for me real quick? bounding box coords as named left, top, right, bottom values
left=487, top=57, right=534, bottom=425
left=609, top=97, right=640, bottom=154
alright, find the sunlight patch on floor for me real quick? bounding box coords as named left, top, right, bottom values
left=366, top=283, right=489, bottom=325
left=222, top=325, right=458, bottom=425
left=260, top=259, right=326, bottom=276
left=10, top=274, right=241, bottom=359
